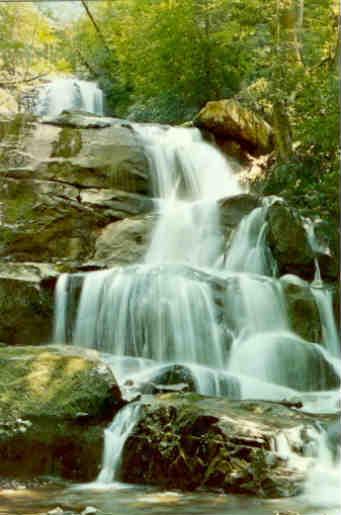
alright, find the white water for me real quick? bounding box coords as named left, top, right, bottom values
left=97, top=403, right=141, bottom=484
left=303, top=431, right=341, bottom=509
left=35, top=77, right=104, bottom=117
left=224, top=206, right=276, bottom=275
left=53, top=123, right=340, bottom=501
left=311, top=284, right=340, bottom=357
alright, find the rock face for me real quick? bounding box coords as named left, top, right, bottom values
left=0, top=112, right=154, bottom=344
left=0, top=263, right=57, bottom=345
left=0, top=113, right=151, bottom=264
left=0, top=344, right=122, bottom=480
left=195, top=99, right=273, bottom=155
left=121, top=393, right=327, bottom=497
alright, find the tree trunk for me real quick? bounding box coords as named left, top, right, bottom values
left=80, top=0, right=112, bottom=55
left=272, top=99, right=293, bottom=162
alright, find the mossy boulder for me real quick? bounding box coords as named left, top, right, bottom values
left=0, top=263, right=58, bottom=345
left=266, top=201, right=314, bottom=278
left=282, top=278, right=322, bottom=342
left=0, top=344, right=122, bottom=480
left=121, top=393, right=329, bottom=497
left=195, top=99, right=273, bottom=155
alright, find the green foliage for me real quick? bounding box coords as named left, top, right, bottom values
left=0, top=0, right=338, bottom=221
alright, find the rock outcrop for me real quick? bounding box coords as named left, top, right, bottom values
left=195, top=99, right=273, bottom=155
left=0, top=112, right=155, bottom=344
left=121, top=393, right=331, bottom=497
left=0, top=344, right=122, bottom=480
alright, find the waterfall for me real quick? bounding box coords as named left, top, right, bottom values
left=311, top=284, right=340, bottom=358
left=53, top=123, right=340, bottom=486
left=96, top=403, right=141, bottom=485
left=224, top=206, right=276, bottom=275
left=303, top=430, right=341, bottom=509
left=35, top=77, right=104, bottom=117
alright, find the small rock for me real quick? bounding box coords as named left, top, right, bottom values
left=81, top=507, right=97, bottom=515
left=48, top=508, right=64, bottom=515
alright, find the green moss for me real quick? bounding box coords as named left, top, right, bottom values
left=51, top=127, right=82, bottom=158
left=0, top=345, right=118, bottom=420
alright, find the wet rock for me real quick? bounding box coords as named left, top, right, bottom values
left=266, top=201, right=314, bottom=278
left=48, top=508, right=65, bottom=515
left=195, top=99, right=273, bottom=155
left=121, top=394, right=330, bottom=497
left=92, top=213, right=156, bottom=267
left=0, top=262, right=57, bottom=345
left=313, top=219, right=339, bottom=281
left=282, top=280, right=322, bottom=342
left=0, top=344, right=122, bottom=480
left=136, top=364, right=197, bottom=395
left=81, top=507, right=97, bottom=515
left=219, top=193, right=260, bottom=237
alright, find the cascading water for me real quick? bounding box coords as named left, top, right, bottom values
left=35, top=77, right=104, bottom=117
left=54, top=123, right=340, bottom=493
left=96, top=403, right=141, bottom=485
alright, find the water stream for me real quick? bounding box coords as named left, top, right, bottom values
left=34, top=77, right=104, bottom=116
left=53, top=124, right=340, bottom=509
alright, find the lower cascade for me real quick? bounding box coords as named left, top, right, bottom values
left=54, top=125, right=340, bottom=497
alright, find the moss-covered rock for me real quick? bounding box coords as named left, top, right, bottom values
left=0, top=263, right=58, bottom=345
left=195, top=99, right=273, bottom=155
left=121, top=393, right=330, bottom=497
left=266, top=201, right=314, bottom=278
left=282, top=279, right=322, bottom=342
left=0, top=344, right=122, bottom=480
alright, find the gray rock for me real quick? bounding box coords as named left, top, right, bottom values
left=92, top=213, right=156, bottom=267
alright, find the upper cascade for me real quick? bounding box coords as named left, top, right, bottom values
left=34, top=77, right=104, bottom=117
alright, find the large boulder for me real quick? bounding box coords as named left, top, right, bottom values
left=266, top=201, right=314, bottom=278
left=0, top=263, right=57, bottom=345
left=121, top=393, right=331, bottom=497
left=195, top=99, right=273, bottom=155
left=0, top=344, right=122, bottom=480
left=281, top=277, right=322, bottom=342
left=91, top=213, right=156, bottom=267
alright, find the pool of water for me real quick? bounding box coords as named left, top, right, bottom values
left=1, top=481, right=340, bottom=515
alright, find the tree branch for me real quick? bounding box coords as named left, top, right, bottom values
left=0, top=73, right=48, bottom=88
left=80, top=0, right=112, bottom=55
